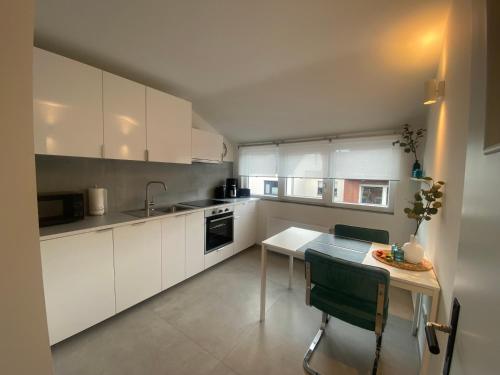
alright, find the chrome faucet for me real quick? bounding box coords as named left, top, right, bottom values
left=145, top=181, right=167, bottom=216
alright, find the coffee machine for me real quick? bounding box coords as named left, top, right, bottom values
left=226, top=178, right=238, bottom=198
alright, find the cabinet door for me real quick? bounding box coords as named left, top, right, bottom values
left=33, top=48, right=103, bottom=157
left=244, top=201, right=257, bottom=249
left=204, top=250, right=220, bottom=269
left=146, top=87, right=192, bottom=164
left=185, top=211, right=205, bottom=277
left=192, top=128, right=223, bottom=162
left=234, top=203, right=246, bottom=254
left=219, top=243, right=235, bottom=262
left=113, top=221, right=162, bottom=312
left=162, top=215, right=186, bottom=290
left=40, top=230, right=115, bottom=345
left=103, top=72, right=146, bottom=161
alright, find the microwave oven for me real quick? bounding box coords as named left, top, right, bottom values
left=37, top=192, right=85, bottom=227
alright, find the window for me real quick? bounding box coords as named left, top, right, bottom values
left=247, top=176, right=278, bottom=196
left=333, top=179, right=390, bottom=207
left=359, top=184, right=388, bottom=206
left=264, top=179, right=279, bottom=195
left=238, top=135, right=401, bottom=212
left=285, top=178, right=323, bottom=199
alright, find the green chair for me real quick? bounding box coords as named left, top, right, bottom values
left=304, top=249, right=390, bottom=375
left=331, top=224, right=390, bottom=245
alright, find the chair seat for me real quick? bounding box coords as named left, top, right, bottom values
left=310, top=285, right=389, bottom=332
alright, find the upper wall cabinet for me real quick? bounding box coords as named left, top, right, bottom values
left=33, top=48, right=103, bottom=158
left=103, top=72, right=146, bottom=161
left=192, top=128, right=223, bottom=163
left=146, top=87, right=192, bottom=164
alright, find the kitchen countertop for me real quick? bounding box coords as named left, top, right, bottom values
left=39, top=197, right=259, bottom=241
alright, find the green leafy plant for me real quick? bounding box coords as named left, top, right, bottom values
left=404, top=177, right=445, bottom=235
left=393, top=124, right=426, bottom=163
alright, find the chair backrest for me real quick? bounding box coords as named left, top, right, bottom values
left=332, top=224, right=390, bottom=244
left=305, top=249, right=390, bottom=333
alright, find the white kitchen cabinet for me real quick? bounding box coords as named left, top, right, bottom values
left=219, top=243, right=235, bottom=262
left=113, top=221, right=162, bottom=312
left=162, top=215, right=186, bottom=290
left=185, top=211, right=205, bottom=278
left=103, top=72, right=146, bottom=161
left=33, top=47, right=103, bottom=158
left=234, top=201, right=257, bottom=254
left=192, top=128, right=223, bottom=163
left=204, top=249, right=220, bottom=269
left=146, top=87, right=192, bottom=164
left=204, top=243, right=234, bottom=269
left=40, top=230, right=115, bottom=345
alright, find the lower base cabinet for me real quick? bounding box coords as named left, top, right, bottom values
left=204, top=243, right=234, bottom=269
left=234, top=201, right=257, bottom=253
left=185, top=211, right=205, bottom=278
left=40, top=230, right=115, bottom=345
left=39, top=201, right=258, bottom=344
left=113, top=221, right=162, bottom=312
left=162, top=215, right=186, bottom=290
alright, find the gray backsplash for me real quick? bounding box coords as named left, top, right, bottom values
left=35, top=155, right=233, bottom=213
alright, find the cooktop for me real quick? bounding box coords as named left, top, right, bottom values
left=179, top=199, right=227, bottom=208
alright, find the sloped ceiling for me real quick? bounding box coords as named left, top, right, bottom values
left=35, top=0, right=449, bottom=143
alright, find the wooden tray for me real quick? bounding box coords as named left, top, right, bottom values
left=372, top=250, right=433, bottom=272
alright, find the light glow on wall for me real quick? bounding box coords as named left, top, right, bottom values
left=379, top=8, right=447, bottom=71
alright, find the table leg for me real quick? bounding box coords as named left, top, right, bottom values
left=411, top=292, right=422, bottom=336
left=288, top=255, right=294, bottom=289
left=419, top=289, right=440, bottom=375
left=260, top=243, right=268, bottom=322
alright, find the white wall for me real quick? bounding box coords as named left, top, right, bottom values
left=0, top=1, right=53, bottom=374
left=418, top=0, right=473, bottom=370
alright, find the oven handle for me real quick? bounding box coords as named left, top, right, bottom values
left=209, top=215, right=233, bottom=223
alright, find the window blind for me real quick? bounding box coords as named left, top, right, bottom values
left=238, top=145, right=278, bottom=177
left=238, top=135, right=402, bottom=181
left=329, top=136, right=401, bottom=180
left=278, top=141, right=330, bottom=178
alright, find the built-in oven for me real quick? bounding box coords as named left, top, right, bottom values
left=205, top=206, right=234, bottom=254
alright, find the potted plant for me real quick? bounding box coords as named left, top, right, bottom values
left=393, top=124, right=426, bottom=177
left=403, top=177, right=445, bottom=263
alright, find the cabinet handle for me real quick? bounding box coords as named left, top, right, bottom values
left=145, top=149, right=149, bottom=161
left=101, top=144, right=105, bottom=158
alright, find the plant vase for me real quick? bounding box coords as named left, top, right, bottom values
left=403, top=234, right=424, bottom=264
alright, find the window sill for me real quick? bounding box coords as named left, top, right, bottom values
left=256, top=196, right=395, bottom=215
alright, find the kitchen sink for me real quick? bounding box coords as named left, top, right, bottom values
left=157, top=205, right=193, bottom=214
left=123, top=205, right=193, bottom=218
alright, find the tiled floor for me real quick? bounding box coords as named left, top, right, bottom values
left=52, top=246, right=420, bottom=375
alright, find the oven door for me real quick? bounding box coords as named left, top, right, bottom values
left=205, top=212, right=234, bottom=253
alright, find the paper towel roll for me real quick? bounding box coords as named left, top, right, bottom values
left=88, top=187, right=107, bottom=216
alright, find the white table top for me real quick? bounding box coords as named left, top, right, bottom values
left=262, top=227, right=440, bottom=292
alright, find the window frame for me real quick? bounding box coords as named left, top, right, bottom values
left=284, top=177, right=325, bottom=201
left=240, top=176, right=280, bottom=199
left=331, top=180, right=397, bottom=213
left=241, top=176, right=397, bottom=214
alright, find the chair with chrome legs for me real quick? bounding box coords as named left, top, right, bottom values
left=303, top=249, right=390, bottom=375
left=330, top=224, right=390, bottom=245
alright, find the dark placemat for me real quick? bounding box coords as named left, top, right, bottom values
left=299, top=234, right=371, bottom=263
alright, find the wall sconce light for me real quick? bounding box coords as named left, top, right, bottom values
left=424, top=79, right=445, bottom=105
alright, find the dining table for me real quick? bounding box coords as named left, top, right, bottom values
left=259, top=226, right=440, bottom=375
